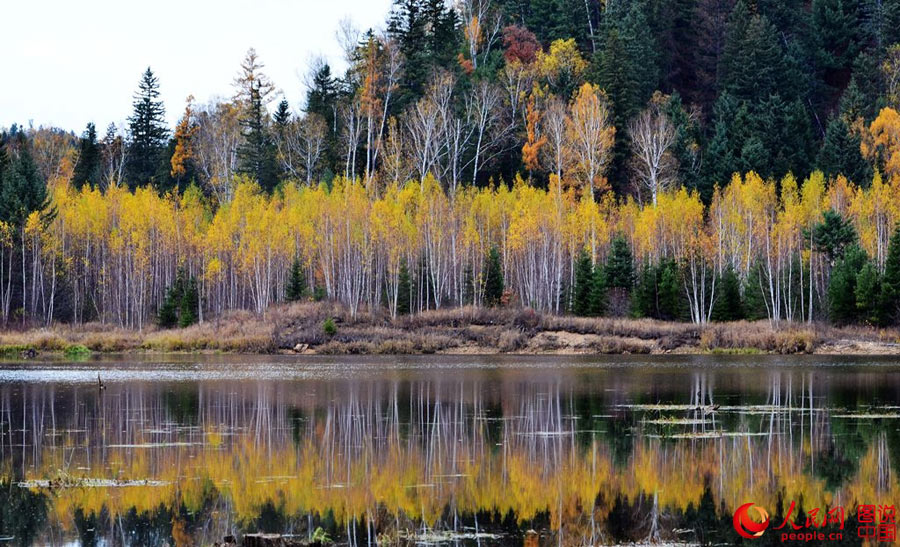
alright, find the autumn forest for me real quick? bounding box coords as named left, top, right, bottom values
left=6, top=0, right=900, bottom=330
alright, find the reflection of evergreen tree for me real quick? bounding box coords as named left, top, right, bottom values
left=0, top=480, right=48, bottom=546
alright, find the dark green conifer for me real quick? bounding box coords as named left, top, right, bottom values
left=484, top=247, right=504, bottom=307
left=285, top=257, right=307, bottom=302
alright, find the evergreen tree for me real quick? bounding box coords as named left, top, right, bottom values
left=855, top=261, right=882, bottom=325
left=665, top=93, right=704, bottom=197
left=158, top=271, right=185, bottom=329
left=817, top=116, right=871, bottom=186
left=743, top=263, right=770, bottom=320
left=71, top=123, right=101, bottom=190
left=880, top=224, right=900, bottom=325
left=157, top=268, right=199, bottom=328
left=711, top=267, right=745, bottom=321
left=829, top=245, right=867, bottom=324
left=657, top=260, right=683, bottom=321
left=811, top=0, right=863, bottom=83
left=397, top=259, right=412, bottom=315
left=590, top=265, right=608, bottom=316
left=272, top=99, right=291, bottom=181
left=631, top=265, right=656, bottom=318
left=526, top=0, right=589, bottom=48
left=590, top=2, right=659, bottom=126
left=237, top=83, right=278, bottom=192
left=388, top=0, right=460, bottom=105
left=273, top=99, right=291, bottom=134
left=717, top=2, right=788, bottom=103
left=179, top=276, right=199, bottom=328
left=157, top=293, right=178, bottom=329
left=305, top=63, right=340, bottom=179
left=484, top=247, right=504, bottom=307
left=605, top=236, right=634, bottom=291
left=0, top=141, right=51, bottom=230
left=812, top=209, right=858, bottom=264
left=285, top=257, right=307, bottom=302
left=126, top=68, right=168, bottom=188
left=864, top=0, right=900, bottom=48
left=630, top=260, right=683, bottom=320
left=571, top=250, right=594, bottom=315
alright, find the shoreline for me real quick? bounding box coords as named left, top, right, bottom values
left=2, top=302, right=900, bottom=358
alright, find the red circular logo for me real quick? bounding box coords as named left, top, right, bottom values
left=733, top=503, right=770, bottom=539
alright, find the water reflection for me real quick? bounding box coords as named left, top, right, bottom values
left=0, top=361, right=898, bottom=545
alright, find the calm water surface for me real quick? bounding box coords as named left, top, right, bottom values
left=0, top=354, right=897, bottom=546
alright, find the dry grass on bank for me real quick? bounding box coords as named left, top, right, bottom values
left=0, top=302, right=898, bottom=356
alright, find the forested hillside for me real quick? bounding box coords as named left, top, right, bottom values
left=4, top=0, right=900, bottom=329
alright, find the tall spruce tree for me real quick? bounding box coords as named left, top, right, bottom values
left=179, top=276, right=199, bottom=328
left=72, top=123, right=101, bottom=190
left=397, top=259, right=412, bottom=315
left=126, top=68, right=168, bottom=188
left=484, top=247, right=505, bottom=307
left=828, top=245, right=867, bottom=324
left=237, top=83, right=278, bottom=192
left=813, top=209, right=858, bottom=265
left=0, top=139, right=51, bottom=231
left=855, top=261, right=882, bottom=325
left=605, top=236, right=634, bottom=291
left=711, top=267, right=745, bottom=321
left=817, top=116, right=871, bottom=186
left=285, top=257, right=307, bottom=302
left=388, top=0, right=459, bottom=106
left=571, top=250, right=594, bottom=316
left=590, top=265, right=608, bottom=316
left=234, top=49, right=278, bottom=192
left=305, top=63, right=340, bottom=178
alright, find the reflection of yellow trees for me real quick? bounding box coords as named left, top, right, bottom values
left=20, top=424, right=894, bottom=536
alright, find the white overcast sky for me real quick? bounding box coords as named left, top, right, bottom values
left=2, top=0, right=394, bottom=133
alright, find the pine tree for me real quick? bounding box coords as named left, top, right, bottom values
left=631, top=265, right=656, bottom=318
left=158, top=270, right=185, bottom=329
left=743, top=263, right=769, bottom=320
left=157, top=268, right=199, bottom=328
left=179, top=276, right=199, bottom=328
left=397, top=259, right=412, bottom=315
left=813, top=209, right=858, bottom=265
left=817, top=116, right=871, bottom=186
left=126, top=68, right=168, bottom=188
left=828, top=245, right=867, bottom=324
left=72, top=123, right=101, bottom=190
left=711, top=267, right=745, bottom=321
left=484, top=247, right=505, bottom=307
left=273, top=99, right=291, bottom=134
left=629, top=260, right=683, bottom=319
left=657, top=259, right=683, bottom=320
left=388, top=0, right=459, bottom=106
left=717, top=3, right=788, bottom=104
left=605, top=236, right=634, bottom=291
left=285, top=257, right=307, bottom=302
left=234, top=49, right=278, bottom=192
left=811, top=0, right=863, bottom=80
left=157, top=289, right=179, bottom=328
left=855, top=261, right=882, bottom=325
left=305, top=63, right=340, bottom=179
left=571, top=250, right=594, bottom=315
left=0, top=141, right=51, bottom=229
left=237, top=83, right=278, bottom=192
left=880, top=224, right=900, bottom=325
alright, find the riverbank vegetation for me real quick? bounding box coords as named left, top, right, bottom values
left=2, top=301, right=899, bottom=356
left=4, top=0, right=900, bottom=336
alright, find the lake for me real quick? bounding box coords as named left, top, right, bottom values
left=0, top=354, right=897, bottom=546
